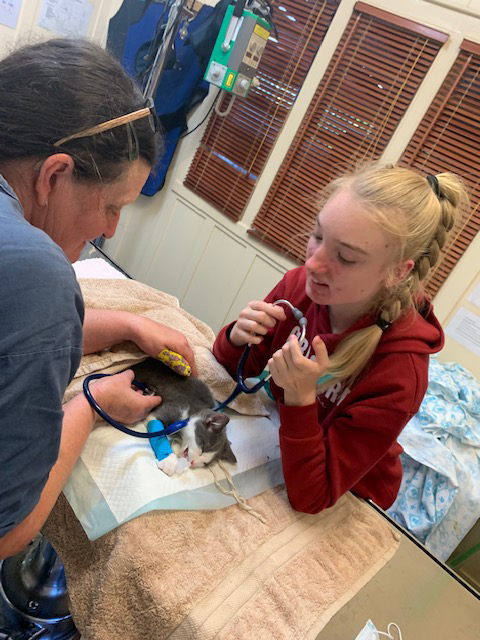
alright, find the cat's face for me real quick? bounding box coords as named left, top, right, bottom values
left=175, top=410, right=235, bottom=467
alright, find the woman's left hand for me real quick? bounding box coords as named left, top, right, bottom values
left=129, top=315, right=197, bottom=376
left=268, top=334, right=328, bottom=406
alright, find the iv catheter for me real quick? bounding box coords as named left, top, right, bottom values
left=82, top=299, right=308, bottom=434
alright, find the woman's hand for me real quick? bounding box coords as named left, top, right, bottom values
left=89, top=370, right=163, bottom=425
left=268, top=335, right=329, bottom=407
left=229, top=301, right=287, bottom=347
left=83, top=310, right=197, bottom=376
left=129, top=315, right=197, bottom=376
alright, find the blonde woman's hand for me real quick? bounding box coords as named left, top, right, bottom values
left=268, top=335, right=329, bottom=407
left=89, top=369, right=163, bottom=425
left=229, top=301, right=287, bottom=347
left=129, top=315, right=197, bottom=376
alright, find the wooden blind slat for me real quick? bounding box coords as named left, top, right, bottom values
left=461, top=38, right=480, bottom=55
left=354, top=2, right=448, bottom=42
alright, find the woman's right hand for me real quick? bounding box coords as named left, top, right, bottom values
left=229, top=301, right=287, bottom=347
left=88, top=369, right=162, bottom=425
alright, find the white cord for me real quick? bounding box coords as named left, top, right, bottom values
left=376, top=623, right=403, bottom=640
left=208, top=461, right=267, bottom=524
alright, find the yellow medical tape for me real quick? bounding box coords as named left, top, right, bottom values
left=156, top=348, right=192, bottom=377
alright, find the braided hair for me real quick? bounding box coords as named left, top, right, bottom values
left=317, top=164, right=468, bottom=390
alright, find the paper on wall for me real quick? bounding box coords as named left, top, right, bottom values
left=0, top=0, right=22, bottom=29
left=38, top=0, right=92, bottom=37
left=468, top=282, right=480, bottom=309
left=445, top=306, right=480, bottom=356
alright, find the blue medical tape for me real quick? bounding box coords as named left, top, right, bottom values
left=147, top=419, right=174, bottom=461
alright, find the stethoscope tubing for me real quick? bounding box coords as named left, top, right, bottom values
left=83, top=300, right=309, bottom=436
left=212, top=344, right=267, bottom=411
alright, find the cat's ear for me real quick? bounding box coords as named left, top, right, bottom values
left=205, top=412, right=229, bottom=433
left=221, top=442, right=237, bottom=465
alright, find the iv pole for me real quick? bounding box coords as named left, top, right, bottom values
left=143, top=0, right=192, bottom=100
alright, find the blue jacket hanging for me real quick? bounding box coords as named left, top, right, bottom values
left=107, top=0, right=231, bottom=195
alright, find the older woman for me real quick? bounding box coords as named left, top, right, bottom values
left=0, top=39, right=195, bottom=559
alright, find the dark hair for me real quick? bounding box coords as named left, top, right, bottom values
left=0, top=38, right=160, bottom=182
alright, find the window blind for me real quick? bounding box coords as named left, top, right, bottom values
left=400, top=39, right=480, bottom=298
left=249, top=2, right=447, bottom=262
left=184, top=0, right=340, bottom=221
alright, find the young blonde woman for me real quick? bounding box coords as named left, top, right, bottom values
left=213, top=164, right=467, bottom=513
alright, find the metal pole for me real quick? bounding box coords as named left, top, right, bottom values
left=143, top=0, right=190, bottom=101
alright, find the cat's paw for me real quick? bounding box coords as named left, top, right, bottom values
left=174, top=457, right=191, bottom=474
left=157, top=453, right=179, bottom=476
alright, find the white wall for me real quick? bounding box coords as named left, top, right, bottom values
left=3, top=0, right=479, bottom=375
left=433, top=233, right=480, bottom=375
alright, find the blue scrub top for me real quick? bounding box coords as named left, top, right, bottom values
left=0, top=175, right=84, bottom=536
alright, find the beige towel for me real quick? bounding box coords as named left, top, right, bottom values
left=44, top=489, right=400, bottom=640
left=68, top=278, right=267, bottom=416
left=51, top=278, right=400, bottom=638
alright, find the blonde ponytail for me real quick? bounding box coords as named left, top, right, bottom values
left=317, top=164, right=468, bottom=392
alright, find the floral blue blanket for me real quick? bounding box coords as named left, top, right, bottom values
left=387, top=356, right=480, bottom=562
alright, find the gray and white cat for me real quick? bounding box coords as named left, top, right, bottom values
left=131, top=358, right=236, bottom=474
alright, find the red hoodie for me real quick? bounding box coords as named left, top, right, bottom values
left=213, top=266, right=443, bottom=513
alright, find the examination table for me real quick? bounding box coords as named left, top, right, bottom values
left=0, top=243, right=477, bottom=639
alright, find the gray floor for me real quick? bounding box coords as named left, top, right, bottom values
left=318, top=533, right=480, bottom=639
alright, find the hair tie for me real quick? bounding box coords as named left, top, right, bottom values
left=427, top=174, right=442, bottom=199
left=376, top=318, right=391, bottom=332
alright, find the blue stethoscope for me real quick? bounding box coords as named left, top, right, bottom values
left=83, top=299, right=308, bottom=438
left=212, top=299, right=307, bottom=411
left=82, top=374, right=189, bottom=437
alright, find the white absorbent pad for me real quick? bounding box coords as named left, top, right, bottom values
left=73, top=257, right=126, bottom=279
left=64, top=389, right=283, bottom=540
